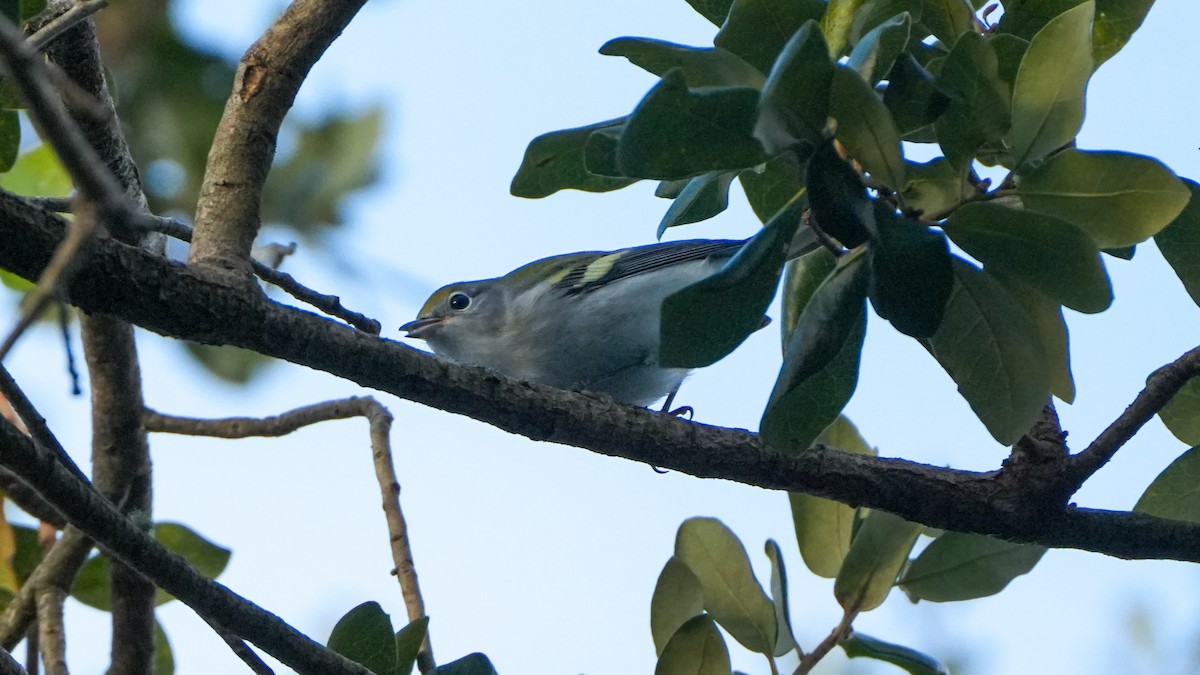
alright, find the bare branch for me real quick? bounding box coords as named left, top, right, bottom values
left=27, top=0, right=109, bottom=52
left=35, top=588, right=67, bottom=675
left=189, top=0, right=369, bottom=280
left=0, top=529, right=93, bottom=651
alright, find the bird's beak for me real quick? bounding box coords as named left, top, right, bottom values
left=399, top=316, right=442, bottom=340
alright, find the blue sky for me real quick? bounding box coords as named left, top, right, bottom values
left=7, top=1, right=1200, bottom=673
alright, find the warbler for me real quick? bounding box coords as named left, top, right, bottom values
left=401, top=238, right=757, bottom=408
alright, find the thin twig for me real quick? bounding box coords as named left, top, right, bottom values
left=0, top=529, right=93, bottom=650
left=27, top=0, right=109, bottom=52
left=201, top=616, right=275, bottom=675
left=144, top=397, right=434, bottom=670
left=55, top=300, right=79, bottom=396
left=793, top=605, right=857, bottom=675
left=0, top=364, right=87, bottom=482
left=1066, top=344, right=1200, bottom=487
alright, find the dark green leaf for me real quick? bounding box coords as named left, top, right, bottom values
left=9, top=525, right=41, bottom=585
left=933, top=31, right=1009, bottom=169
left=882, top=53, right=950, bottom=136
left=600, top=38, right=764, bottom=88
left=760, top=254, right=869, bottom=452
left=155, top=621, right=174, bottom=675
left=927, top=259, right=1050, bottom=445
left=847, top=12, right=912, bottom=84
left=739, top=152, right=806, bottom=223
left=1004, top=1, right=1093, bottom=168
left=1017, top=149, right=1192, bottom=249
left=899, top=532, right=1046, bottom=601
left=830, top=66, right=906, bottom=190
left=19, top=0, right=44, bottom=21
left=753, top=21, right=834, bottom=155
left=763, top=540, right=796, bottom=657
left=998, top=277, right=1075, bottom=403
left=510, top=118, right=637, bottom=198
left=184, top=342, right=274, bottom=384
left=868, top=205, right=953, bottom=338
left=153, top=523, right=232, bottom=606
left=660, top=197, right=802, bottom=368
left=619, top=71, right=766, bottom=179
left=431, top=653, right=498, bottom=675
left=714, top=0, right=826, bottom=74
left=658, top=171, right=736, bottom=236
left=651, top=557, right=706, bottom=656
left=0, top=78, right=24, bottom=109
left=0, top=110, right=18, bottom=172
left=674, top=518, right=777, bottom=655
left=995, top=0, right=1085, bottom=41
left=1092, top=0, right=1154, bottom=65
left=900, top=157, right=970, bottom=217
left=1156, top=179, right=1200, bottom=309
left=657, top=179, right=691, bottom=199
left=780, top=247, right=837, bottom=338
left=1157, top=378, right=1200, bottom=446
left=686, top=0, right=735, bottom=26
left=1134, top=446, right=1200, bottom=523
left=395, top=617, right=430, bottom=675
left=328, top=602, right=397, bottom=675
left=944, top=201, right=1112, bottom=313
left=583, top=124, right=627, bottom=178
left=919, top=0, right=977, bottom=47
left=990, top=33, right=1028, bottom=87
left=841, top=632, right=951, bottom=675
left=790, top=416, right=875, bottom=578
left=833, top=510, right=922, bottom=612
left=806, top=141, right=872, bottom=248
left=0, top=0, right=16, bottom=23
left=1103, top=245, right=1136, bottom=260
left=0, top=144, right=72, bottom=197
left=850, top=0, right=923, bottom=44
left=655, top=615, right=732, bottom=675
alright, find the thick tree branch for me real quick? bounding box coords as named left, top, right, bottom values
left=1, top=199, right=1197, bottom=562
left=0, top=416, right=372, bottom=675
left=189, top=0, right=369, bottom=280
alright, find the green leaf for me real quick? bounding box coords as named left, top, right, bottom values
left=0, top=110, right=18, bottom=172
left=867, top=205, right=953, bottom=337
left=882, top=53, right=950, bottom=136
left=833, top=510, right=922, bottom=612
left=1017, top=149, right=1192, bottom=249
left=990, top=33, right=1028, bottom=88
left=651, top=557, right=706, bottom=657
left=943, top=201, right=1111, bottom=313
left=9, top=525, right=42, bottom=586
left=919, top=0, right=978, bottom=48
left=19, top=0, right=44, bottom=21
left=1004, top=1, right=1093, bottom=168
left=655, top=614, right=732, bottom=675
left=1134, top=446, right=1200, bottom=523
left=933, top=31, right=1009, bottom=169
left=659, top=197, right=801, bottom=368
left=994, top=0, right=1085, bottom=41
left=821, top=0, right=872, bottom=58
left=0, top=143, right=72, bottom=197
left=0, top=0, right=15, bottom=23
left=841, top=632, right=951, bottom=675
left=753, top=21, right=834, bottom=155
left=739, top=152, right=806, bottom=223
left=184, top=342, right=274, bottom=384
left=927, top=259, right=1050, bottom=445
left=830, top=66, right=905, bottom=190
left=899, top=532, right=1046, bottom=602
left=395, top=616, right=430, bottom=675
left=1091, top=0, right=1154, bottom=65
left=73, top=522, right=231, bottom=610
left=900, top=157, right=970, bottom=217
left=1157, top=378, right=1200, bottom=446
left=674, top=518, right=777, bottom=655
left=686, top=0, right=735, bottom=26
left=998, top=277, right=1076, bottom=403
left=600, top=38, right=764, bottom=88
left=846, top=12, right=912, bottom=84
left=763, top=540, right=796, bottom=657
left=154, top=621, right=174, bottom=675
left=789, top=416, right=875, bottom=578
left=583, top=124, right=627, bottom=178
left=658, top=171, right=736, bottom=236
left=780, top=247, right=837, bottom=339
left=760, top=254, right=869, bottom=452
left=714, top=0, right=826, bottom=74
left=1155, top=179, right=1200, bottom=308
left=431, top=653, right=498, bottom=675
left=806, top=141, right=872, bottom=248
left=619, top=71, right=766, bottom=179
left=850, top=0, right=923, bottom=45
left=510, top=118, right=637, bottom=198
left=328, top=601, right=398, bottom=675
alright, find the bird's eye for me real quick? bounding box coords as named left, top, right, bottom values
left=448, top=292, right=471, bottom=311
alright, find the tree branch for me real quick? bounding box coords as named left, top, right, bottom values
left=188, top=0, right=369, bottom=280
left=1, top=199, right=1197, bottom=562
